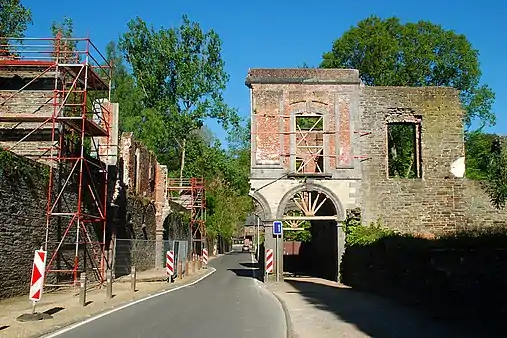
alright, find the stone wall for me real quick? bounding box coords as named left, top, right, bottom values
left=0, top=152, right=48, bottom=299
left=359, top=86, right=507, bottom=234
left=0, top=131, right=180, bottom=299
left=0, top=89, right=55, bottom=159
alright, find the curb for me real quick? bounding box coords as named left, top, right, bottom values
left=35, top=267, right=216, bottom=338
left=250, top=253, right=294, bottom=338
left=271, top=290, right=296, bottom=338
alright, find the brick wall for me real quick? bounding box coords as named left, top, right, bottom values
left=248, top=68, right=360, bottom=177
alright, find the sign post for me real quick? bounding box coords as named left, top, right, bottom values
left=273, top=221, right=283, bottom=282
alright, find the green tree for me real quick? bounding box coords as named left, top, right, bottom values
left=321, top=16, right=495, bottom=129
left=465, top=131, right=497, bottom=180
left=0, top=0, right=32, bottom=46
left=51, top=16, right=76, bottom=62
left=119, top=15, right=239, bottom=179
left=485, top=137, right=507, bottom=209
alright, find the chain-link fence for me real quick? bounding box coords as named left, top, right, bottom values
left=113, top=238, right=190, bottom=278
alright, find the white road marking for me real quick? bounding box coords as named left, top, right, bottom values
left=41, top=267, right=217, bottom=338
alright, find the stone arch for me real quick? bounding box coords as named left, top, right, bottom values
left=250, top=190, right=271, bottom=221
left=276, top=182, right=345, bottom=221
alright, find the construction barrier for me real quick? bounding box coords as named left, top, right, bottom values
left=265, top=248, right=273, bottom=274
left=29, top=250, right=47, bottom=302
left=202, top=248, right=208, bottom=266
left=166, top=250, right=174, bottom=276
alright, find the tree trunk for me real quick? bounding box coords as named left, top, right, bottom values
left=179, top=138, right=187, bottom=185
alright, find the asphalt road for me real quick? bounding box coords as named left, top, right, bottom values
left=46, top=250, right=286, bottom=338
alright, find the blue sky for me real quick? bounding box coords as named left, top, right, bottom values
left=23, top=0, right=506, bottom=145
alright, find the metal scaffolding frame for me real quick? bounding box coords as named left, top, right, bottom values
left=250, top=112, right=372, bottom=172
left=167, top=178, right=206, bottom=255
left=0, top=35, right=113, bottom=286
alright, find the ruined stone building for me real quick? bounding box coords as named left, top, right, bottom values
left=246, top=68, right=507, bottom=281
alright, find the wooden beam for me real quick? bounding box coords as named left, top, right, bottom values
left=282, top=216, right=338, bottom=221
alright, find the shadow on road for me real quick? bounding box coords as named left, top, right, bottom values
left=228, top=260, right=264, bottom=282
left=239, top=262, right=257, bottom=268
left=285, top=279, right=489, bottom=338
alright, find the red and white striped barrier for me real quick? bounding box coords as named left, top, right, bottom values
left=166, top=250, right=174, bottom=276
left=202, top=248, right=208, bottom=265
left=29, top=250, right=47, bottom=302
left=265, top=248, right=273, bottom=273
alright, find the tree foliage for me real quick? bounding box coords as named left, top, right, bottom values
left=321, top=15, right=495, bottom=129
left=118, top=15, right=239, bottom=178
left=109, top=15, right=250, bottom=242
left=0, top=0, right=32, bottom=43
left=484, top=137, right=507, bottom=209
left=50, top=16, right=76, bottom=61
left=465, top=131, right=496, bottom=180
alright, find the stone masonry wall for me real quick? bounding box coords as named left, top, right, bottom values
left=0, top=131, right=171, bottom=299
left=359, top=86, right=507, bottom=234
left=0, top=152, right=48, bottom=299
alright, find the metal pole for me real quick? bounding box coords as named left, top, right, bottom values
left=106, top=269, right=112, bottom=299
left=79, top=272, right=86, bottom=306
left=256, top=216, right=260, bottom=261
left=131, top=266, right=136, bottom=292
left=275, top=236, right=279, bottom=282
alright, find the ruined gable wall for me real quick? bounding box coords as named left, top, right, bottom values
left=118, top=132, right=158, bottom=240
left=359, top=86, right=507, bottom=234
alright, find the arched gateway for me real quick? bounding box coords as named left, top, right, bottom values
left=246, top=68, right=362, bottom=282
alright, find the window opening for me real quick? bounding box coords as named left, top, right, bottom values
left=387, top=122, right=422, bottom=178
left=295, top=116, right=324, bottom=173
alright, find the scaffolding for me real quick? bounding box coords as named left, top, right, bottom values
left=250, top=112, right=371, bottom=174
left=0, top=35, right=113, bottom=286
left=167, top=178, right=206, bottom=255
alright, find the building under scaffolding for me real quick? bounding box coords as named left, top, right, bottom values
left=167, top=178, right=206, bottom=255
left=0, top=35, right=115, bottom=286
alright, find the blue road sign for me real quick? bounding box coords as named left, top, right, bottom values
left=273, top=221, right=283, bottom=236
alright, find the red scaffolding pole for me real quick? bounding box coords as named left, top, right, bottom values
left=166, top=178, right=206, bottom=255
left=0, top=35, right=113, bottom=286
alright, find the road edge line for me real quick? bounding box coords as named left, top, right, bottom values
left=40, top=267, right=216, bottom=338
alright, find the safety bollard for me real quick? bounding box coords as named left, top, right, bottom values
left=79, top=272, right=86, bottom=307
left=131, top=266, right=137, bottom=292
left=106, top=269, right=113, bottom=299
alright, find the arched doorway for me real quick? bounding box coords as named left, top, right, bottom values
left=277, top=184, right=344, bottom=281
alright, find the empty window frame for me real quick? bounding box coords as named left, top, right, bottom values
left=294, top=115, right=324, bottom=173
left=387, top=122, right=422, bottom=178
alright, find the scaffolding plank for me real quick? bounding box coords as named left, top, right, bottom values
left=0, top=60, right=55, bottom=67
left=0, top=115, right=108, bottom=136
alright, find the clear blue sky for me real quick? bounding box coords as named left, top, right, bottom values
left=23, top=0, right=506, bottom=145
